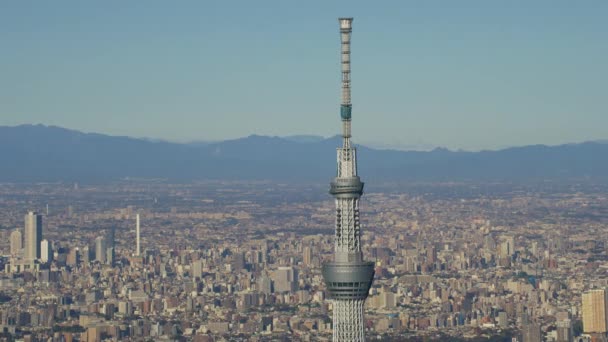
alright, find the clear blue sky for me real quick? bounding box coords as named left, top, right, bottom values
left=1, top=1, right=606, bottom=150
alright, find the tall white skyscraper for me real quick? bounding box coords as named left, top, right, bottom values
left=136, top=213, right=141, bottom=256
left=40, top=239, right=52, bottom=263
left=24, top=211, right=42, bottom=261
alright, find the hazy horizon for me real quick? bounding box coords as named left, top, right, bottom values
left=5, top=122, right=608, bottom=154
left=1, top=1, right=607, bottom=150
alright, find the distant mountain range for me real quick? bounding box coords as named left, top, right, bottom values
left=0, top=124, right=607, bottom=182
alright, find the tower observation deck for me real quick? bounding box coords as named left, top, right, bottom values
left=322, top=18, right=375, bottom=342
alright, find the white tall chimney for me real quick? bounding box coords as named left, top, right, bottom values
left=136, top=214, right=141, bottom=256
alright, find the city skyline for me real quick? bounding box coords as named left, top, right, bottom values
left=2, top=1, right=607, bottom=150
left=2, top=179, right=607, bottom=341
left=2, top=3, right=608, bottom=341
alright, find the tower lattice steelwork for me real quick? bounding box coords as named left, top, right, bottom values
left=322, top=18, right=375, bottom=342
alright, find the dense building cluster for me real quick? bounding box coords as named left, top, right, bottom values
left=0, top=181, right=607, bottom=341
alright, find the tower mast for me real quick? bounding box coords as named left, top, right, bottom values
left=322, top=18, right=375, bottom=342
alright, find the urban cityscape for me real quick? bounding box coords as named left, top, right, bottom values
left=1, top=180, right=608, bottom=341
left=2, top=3, right=608, bottom=342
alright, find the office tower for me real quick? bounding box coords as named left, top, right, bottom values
left=427, top=245, right=437, bottom=263
left=303, top=246, right=313, bottom=266
left=273, top=266, right=298, bottom=293
left=522, top=322, right=542, bottom=342
left=106, top=227, right=115, bottom=266
left=66, top=248, right=79, bottom=267
left=484, top=234, right=496, bottom=250
left=231, top=251, right=246, bottom=272
left=261, top=244, right=269, bottom=264
left=10, top=229, right=22, bottom=257
left=522, top=323, right=543, bottom=342
left=556, top=319, right=574, bottom=342
left=500, top=235, right=515, bottom=258
left=40, top=239, right=52, bottom=263
left=136, top=214, right=141, bottom=256
left=582, top=289, right=608, bottom=333
left=81, top=245, right=90, bottom=264
left=192, top=260, right=203, bottom=279
left=531, top=241, right=539, bottom=257
left=95, top=236, right=107, bottom=263
left=497, top=311, right=508, bottom=328
left=321, top=18, right=374, bottom=342
left=24, top=211, right=43, bottom=261
left=105, top=247, right=114, bottom=266
left=258, top=272, right=273, bottom=295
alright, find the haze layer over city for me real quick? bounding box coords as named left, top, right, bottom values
left=1, top=2, right=608, bottom=342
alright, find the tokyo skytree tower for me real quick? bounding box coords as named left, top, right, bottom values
left=322, top=18, right=375, bottom=342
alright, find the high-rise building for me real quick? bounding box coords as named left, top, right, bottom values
left=66, top=248, right=79, bottom=266
left=556, top=319, right=574, bottom=342
left=40, top=239, right=52, bottom=263
left=582, top=289, right=608, bottom=333
left=136, top=213, right=141, bottom=256
left=232, top=252, right=246, bottom=272
left=258, top=272, right=273, bottom=295
left=531, top=241, right=539, bottom=257
left=273, top=266, right=298, bottom=293
left=522, top=322, right=542, bottom=342
left=10, top=229, right=22, bottom=257
left=321, top=18, right=375, bottom=342
left=192, top=260, right=203, bottom=279
left=81, top=245, right=90, bottom=264
left=303, top=246, right=313, bottom=266
left=106, top=227, right=115, bottom=266
left=24, top=211, right=43, bottom=261
left=497, top=311, right=508, bottom=328
left=500, top=235, right=515, bottom=258
left=95, top=236, right=107, bottom=263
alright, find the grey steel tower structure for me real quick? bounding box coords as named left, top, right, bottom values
left=322, top=18, right=374, bottom=342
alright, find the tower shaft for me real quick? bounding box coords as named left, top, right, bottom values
left=322, top=18, right=374, bottom=342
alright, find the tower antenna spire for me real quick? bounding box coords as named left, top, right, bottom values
left=339, top=17, right=353, bottom=148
